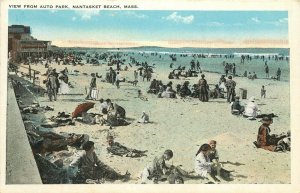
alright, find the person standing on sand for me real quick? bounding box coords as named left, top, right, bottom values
left=115, top=72, right=121, bottom=89
left=224, top=63, right=229, bottom=77
left=46, top=71, right=58, bottom=101
left=134, top=70, right=138, bottom=81
left=261, top=85, right=266, bottom=98
left=232, top=63, right=236, bottom=76
left=276, top=68, right=281, bottom=81
left=265, top=63, right=269, bottom=78
left=196, top=60, right=201, bottom=72
left=198, top=74, right=209, bottom=102
left=85, top=73, right=96, bottom=100
left=225, top=76, right=236, bottom=103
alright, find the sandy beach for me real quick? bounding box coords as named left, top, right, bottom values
left=14, top=57, right=290, bottom=184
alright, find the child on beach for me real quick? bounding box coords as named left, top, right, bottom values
left=261, top=85, right=266, bottom=98
left=194, top=144, right=220, bottom=182
left=141, top=150, right=174, bottom=184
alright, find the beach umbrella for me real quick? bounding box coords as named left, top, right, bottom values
left=72, top=102, right=95, bottom=118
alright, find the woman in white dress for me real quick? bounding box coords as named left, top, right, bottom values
left=58, top=72, right=69, bottom=94
left=195, top=144, right=220, bottom=182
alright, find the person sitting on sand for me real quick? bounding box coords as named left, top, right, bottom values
left=195, top=144, right=220, bottom=182
left=148, top=79, right=159, bottom=94
left=141, top=150, right=174, bottom=184
left=138, top=111, right=150, bottom=123
left=191, top=84, right=200, bottom=98
left=208, top=140, right=229, bottom=179
left=162, top=82, right=176, bottom=98
left=243, top=96, right=260, bottom=119
left=138, top=90, right=148, bottom=101
left=179, top=81, right=192, bottom=97
left=231, top=96, right=244, bottom=115
left=254, top=117, right=287, bottom=152
left=248, top=72, right=252, bottom=79
left=98, top=98, right=109, bottom=114
left=219, top=75, right=226, bottom=85
left=69, top=141, right=130, bottom=183
left=210, top=84, right=222, bottom=99
left=107, top=99, right=126, bottom=119
left=106, top=136, right=147, bottom=158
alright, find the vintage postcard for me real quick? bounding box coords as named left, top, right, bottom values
left=1, top=0, right=300, bottom=192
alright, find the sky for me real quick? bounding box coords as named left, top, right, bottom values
left=8, top=10, right=289, bottom=48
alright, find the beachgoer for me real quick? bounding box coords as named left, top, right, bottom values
left=219, top=75, right=226, bottom=85
left=69, top=141, right=130, bottom=183
left=107, top=100, right=126, bottom=119
left=265, top=64, right=269, bottom=78
left=225, top=76, right=236, bottom=103
left=195, top=144, right=220, bottom=182
left=134, top=70, right=138, bottom=81
left=138, top=111, right=149, bottom=123
left=196, top=60, right=201, bottom=72
left=224, top=63, right=229, bottom=77
left=58, top=71, right=69, bottom=94
left=106, top=136, right=147, bottom=157
left=140, top=150, right=173, bottom=184
left=208, top=140, right=219, bottom=162
left=115, top=72, right=120, bottom=89
left=232, top=64, right=236, bottom=76
left=261, top=86, right=266, bottom=98
left=98, top=98, right=108, bottom=114
left=208, top=140, right=224, bottom=178
left=243, top=96, right=260, bottom=119
left=85, top=74, right=96, bottom=100
left=231, top=96, right=244, bottom=115
left=198, top=74, right=209, bottom=102
left=179, top=81, right=192, bottom=97
left=46, top=71, right=58, bottom=101
left=211, top=84, right=222, bottom=99
left=256, top=117, right=277, bottom=151
left=276, top=68, right=281, bottom=81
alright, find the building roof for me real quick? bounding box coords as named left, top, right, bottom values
left=8, top=25, right=31, bottom=34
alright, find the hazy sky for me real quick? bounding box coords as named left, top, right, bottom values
left=8, top=10, right=288, bottom=48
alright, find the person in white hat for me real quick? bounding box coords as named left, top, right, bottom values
left=243, top=96, right=260, bottom=119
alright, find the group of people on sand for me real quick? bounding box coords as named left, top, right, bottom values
left=95, top=98, right=129, bottom=126
left=223, top=62, right=236, bottom=77
left=45, top=67, right=70, bottom=101
left=147, top=79, right=177, bottom=98
left=140, top=140, right=231, bottom=184
left=105, top=67, right=124, bottom=89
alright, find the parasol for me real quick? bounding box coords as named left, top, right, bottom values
left=72, top=102, right=95, bottom=118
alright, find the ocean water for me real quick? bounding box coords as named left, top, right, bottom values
left=68, top=47, right=290, bottom=81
